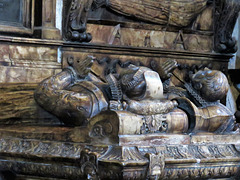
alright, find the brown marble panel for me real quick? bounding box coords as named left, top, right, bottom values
left=26, top=68, right=55, bottom=83
left=119, top=134, right=190, bottom=146
left=87, top=24, right=213, bottom=52
left=9, top=45, right=58, bottom=61
left=0, top=44, right=10, bottom=60
left=194, top=6, right=213, bottom=31
left=191, top=134, right=240, bottom=145
left=0, top=66, right=7, bottom=82
left=4, top=66, right=28, bottom=83
left=0, top=66, right=59, bottom=83
left=10, top=60, right=60, bottom=69
left=0, top=42, right=61, bottom=83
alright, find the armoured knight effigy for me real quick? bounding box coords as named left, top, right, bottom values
left=35, top=58, right=235, bottom=134
left=35, top=0, right=240, bottom=179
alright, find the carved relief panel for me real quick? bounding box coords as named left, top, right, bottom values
left=63, top=0, right=240, bottom=54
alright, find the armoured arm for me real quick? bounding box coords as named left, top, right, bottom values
left=34, top=68, right=93, bottom=126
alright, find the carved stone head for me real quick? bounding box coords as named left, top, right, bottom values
left=191, top=68, right=229, bottom=102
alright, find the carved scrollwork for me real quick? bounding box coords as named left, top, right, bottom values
left=0, top=138, right=85, bottom=158
left=98, top=146, right=148, bottom=165
left=139, top=144, right=240, bottom=179
left=214, top=0, right=240, bottom=53
left=161, top=144, right=240, bottom=160
left=98, top=146, right=149, bottom=179
left=145, top=152, right=165, bottom=179
left=79, top=149, right=100, bottom=180
left=64, top=0, right=94, bottom=42
left=90, top=119, right=113, bottom=137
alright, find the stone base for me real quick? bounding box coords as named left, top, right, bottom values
left=0, top=125, right=240, bottom=179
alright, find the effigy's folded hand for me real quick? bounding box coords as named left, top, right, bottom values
left=158, top=60, right=178, bottom=80
left=68, top=55, right=95, bottom=79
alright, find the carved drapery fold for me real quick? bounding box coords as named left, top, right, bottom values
left=107, top=0, right=208, bottom=27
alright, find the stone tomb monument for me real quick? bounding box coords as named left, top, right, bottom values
left=0, top=0, right=240, bottom=179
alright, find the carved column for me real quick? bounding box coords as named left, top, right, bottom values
left=41, top=0, right=62, bottom=40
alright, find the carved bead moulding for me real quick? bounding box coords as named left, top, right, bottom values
left=63, top=0, right=240, bottom=53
